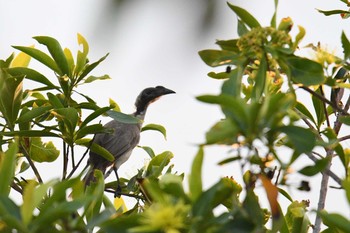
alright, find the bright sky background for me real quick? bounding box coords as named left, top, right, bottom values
left=1, top=0, right=350, bottom=227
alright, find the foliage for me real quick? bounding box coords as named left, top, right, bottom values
left=1, top=1, right=350, bottom=232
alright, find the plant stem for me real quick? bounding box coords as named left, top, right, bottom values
left=20, top=142, right=43, bottom=183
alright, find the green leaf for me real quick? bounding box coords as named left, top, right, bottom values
left=29, top=137, right=60, bottom=163
left=319, top=211, right=350, bottom=232
left=227, top=3, right=261, bottom=29
left=284, top=201, right=310, bottom=233
left=0, top=69, right=24, bottom=130
left=217, top=156, right=241, bottom=166
left=317, top=9, right=350, bottom=16
left=75, top=123, right=106, bottom=140
left=205, top=119, right=238, bottom=145
left=198, top=49, right=243, bottom=67
left=251, top=54, right=267, bottom=101
left=0, top=196, right=26, bottom=232
left=216, top=39, right=240, bottom=52
left=21, top=180, right=53, bottom=226
left=0, top=142, right=18, bottom=196
left=207, top=71, right=230, bottom=80
left=312, top=87, right=326, bottom=128
left=139, top=146, right=156, bottom=158
left=16, top=105, right=53, bottom=124
left=284, top=56, right=325, bottom=86
left=339, top=115, right=350, bottom=125
left=77, top=53, right=109, bottom=83
left=192, top=178, right=235, bottom=218
left=7, top=67, right=57, bottom=89
left=52, top=107, right=79, bottom=134
left=341, top=31, right=350, bottom=60
left=221, top=67, right=244, bottom=98
left=0, top=130, right=59, bottom=138
left=278, top=188, right=293, bottom=203
left=145, top=151, right=173, bottom=178
left=189, top=147, right=203, bottom=202
left=294, top=102, right=316, bottom=126
left=80, top=106, right=113, bottom=128
left=47, top=93, right=64, bottom=108
left=34, top=36, right=70, bottom=76
left=64, top=48, right=75, bottom=75
left=107, top=110, right=140, bottom=124
left=279, top=126, right=316, bottom=154
left=299, top=157, right=330, bottom=176
left=84, top=74, right=111, bottom=84
left=141, top=124, right=167, bottom=140
left=75, top=138, right=114, bottom=162
left=12, top=46, right=60, bottom=74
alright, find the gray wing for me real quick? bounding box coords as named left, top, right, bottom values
left=89, top=120, right=141, bottom=168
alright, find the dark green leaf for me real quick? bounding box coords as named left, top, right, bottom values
left=0, top=142, right=18, bottom=196
left=7, top=67, right=57, bottom=88
left=251, top=54, right=267, bottom=101
left=205, top=119, right=238, bottom=145
left=207, top=71, right=230, bottom=80
left=227, top=3, right=261, bottom=29
left=107, top=110, right=140, bottom=124
left=319, top=211, right=350, bottom=232
left=0, top=69, right=24, bottom=130
left=47, top=93, right=64, bottom=108
left=141, top=123, right=167, bottom=139
left=317, top=9, right=350, bottom=16
left=217, top=156, right=241, bottom=166
left=12, top=46, right=60, bottom=74
left=77, top=140, right=114, bottom=162
left=80, top=106, right=113, bottom=128
left=16, top=105, right=52, bottom=124
left=285, top=201, right=310, bottom=233
left=216, top=39, right=239, bottom=52
left=279, top=126, right=316, bottom=154
left=198, top=49, right=243, bottom=67
left=192, top=178, right=235, bottom=218
left=278, top=188, right=293, bottom=203
left=77, top=53, right=109, bottom=82
left=33, top=36, right=70, bottom=76
left=312, top=87, right=326, bottom=128
left=75, top=124, right=106, bottom=140
left=189, top=147, right=204, bottom=202
left=341, top=31, right=350, bottom=60
left=295, top=102, right=316, bottom=126
left=52, top=107, right=79, bottom=134
left=237, top=19, right=249, bottom=36
left=339, top=115, right=350, bottom=125
left=221, top=67, right=243, bottom=98
left=139, top=146, right=156, bottom=158
left=145, top=151, right=173, bottom=178
left=284, top=56, right=325, bottom=86
left=299, top=157, right=330, bottom=176
left=0, top=130, right=59, bottom=137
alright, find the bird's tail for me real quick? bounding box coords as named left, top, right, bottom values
left=83, top=164, right=106, bottom=186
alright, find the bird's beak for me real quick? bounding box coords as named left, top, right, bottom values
left=160, top=87, right=176, bottom=96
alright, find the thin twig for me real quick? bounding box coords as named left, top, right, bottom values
left=338, top=135, right=350, bottom=142
left=300, top=86, right=349, bottom=116
left=62, top=142, right=68, bottom=180
left=66, top=135, right=95, bottom=179
left=306, top=152, right=342, bottom=185
left=20, top=142, right=43, bottom=183
left=313, top=149, right=334, bottom=233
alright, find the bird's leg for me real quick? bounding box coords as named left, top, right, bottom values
left=113, top=165, right=122, bottom=198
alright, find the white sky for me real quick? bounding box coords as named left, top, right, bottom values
left=1, top=0, right=350, bottom=228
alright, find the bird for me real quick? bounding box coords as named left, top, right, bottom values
left=83, top=86, right=175, bottom=195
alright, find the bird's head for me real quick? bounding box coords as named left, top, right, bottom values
left=135, top=86, right=175, bottom=115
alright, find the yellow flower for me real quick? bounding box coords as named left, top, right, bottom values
left=131, top=200, right=190, bottom=233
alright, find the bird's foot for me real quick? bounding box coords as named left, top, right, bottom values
left=114, top=185, right=122, bottom=198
